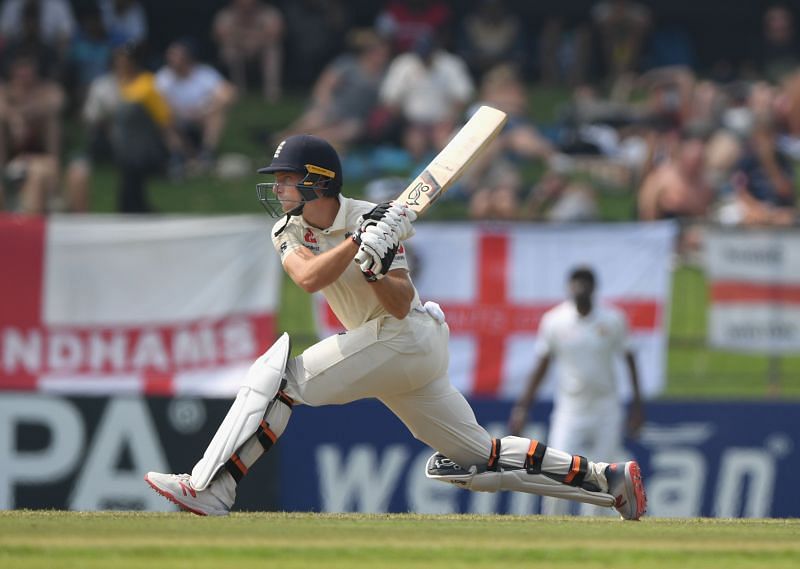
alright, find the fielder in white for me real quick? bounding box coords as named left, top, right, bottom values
left=145, top=134, right=647, bottom=520
left=508, top=266, right=644, bottom=516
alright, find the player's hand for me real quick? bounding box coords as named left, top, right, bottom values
left=387, top=202, right=416, bottom=241
left=357, top=229, right=399, bottom=281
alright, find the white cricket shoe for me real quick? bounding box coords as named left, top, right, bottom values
left=605, top=461, right=647, bottom=521
left=144, top=471, right=234, bottom=516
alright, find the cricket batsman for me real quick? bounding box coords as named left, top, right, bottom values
left=145, top=134, right=647, bottom=520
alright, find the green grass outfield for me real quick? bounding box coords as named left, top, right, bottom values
left=0, top=511, right=798, bottom=569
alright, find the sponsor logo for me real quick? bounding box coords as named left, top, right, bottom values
left=179, top=481, right=197, bottom=498
left=304, top=229, right=318, bottom=244
left=405, top=181, right=430, bottom=207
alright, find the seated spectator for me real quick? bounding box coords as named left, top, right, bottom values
left=65, top=43, right=176, bottom=213
left=0, top=51, right=64, bottom=214
left=456, top=0, right=525, bottom=81
left=275, top=29, right=390, bottom=152
left=537, top=13, right=592, bottom=86
left=735, top=121, right=796, bottom=207
left=98, top=0, right=148, bottom=47
left=378, top=32, right=474, bottom=160
left=523, top=172, right=600, bottom=222
left=155, top=39, right=237, bottom=176
left=0, top=0, right=64, bottom=80
left=213, top=0, right=284, bottom=101
left=591, top=0, right=651, bottom=79
left=638, top=130, right=714, bottom=221
left=282, top=0, right=348, bottom=89
left=468, top=159, right=524, bottom=220
left=0, top=0, right=75, bottom=49
left=747, top=4, right=800, bottom=84
left=376, top=0, right=452, bottom=54
left=67, top=5, right=118, bottom=103
left=476, top=64, right=555, bottom=162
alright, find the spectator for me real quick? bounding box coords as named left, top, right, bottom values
left=718, top=120, right=798, bottom=227
left=456, top=0, right=525, bottom=82
left=524, top=172, right=600, bottom=222
left=638, top=130, right=714, bottom=221
left=212, top=0, right=284, bottom=102
left=752, top=4, right=800, bottom=84
left=67, top=5, right=118, bottom=103
left=65, top=43, right=175, bottom=213
left=0, top=51, right=64, bottom=214
left=591, top=0, right=651, bottom=79
left=0, top=0, right=75, bottom=62
left=98, top=0, right=148, bottom=47
left=468, top=158, right=524, bottom=220
left=508, top=266, right=643, bottom=516
left=537, top=13, right=593, bottom=86
left=275, top=29, right=390, bottom=152
left=282, top=0, right=347, bottom=90
left=379, top=32, right=474, bottom=160
left=0, top=0, right=64, bottom=80
left=155, top=39, right=237, bottom=176
left=376, top=0, right=452, bottom=54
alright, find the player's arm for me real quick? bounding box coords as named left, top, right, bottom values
left=283, top=238, right=359, bottom=293
left=508, top=354, right=551, bottom=436
left=625, top=350, right=644, bottom=437
left=368, top=268, right=415, bottom=319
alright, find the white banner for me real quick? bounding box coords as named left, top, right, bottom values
left=316, top=221, right=677, bottom=400
left=0, top=215, right=282, bottom=396
left=705, top=227, right=800, bottom=353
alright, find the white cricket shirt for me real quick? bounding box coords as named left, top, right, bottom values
left=271, top=196, right=420, bottom=330
left=535, top=300, right=631, bottom=408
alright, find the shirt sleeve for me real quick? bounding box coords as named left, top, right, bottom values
left=270, top=220, right=305, bottom=265
left=611, top=308, right=633, bottom=353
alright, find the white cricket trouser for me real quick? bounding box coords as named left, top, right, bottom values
left=283, top=309, right=493, bottom=468
left=542, top=398, right=625, bottom=516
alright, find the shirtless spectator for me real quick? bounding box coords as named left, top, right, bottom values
left=638, top=131, right=714, bottom=221
left=156, top=39, right=237, bottom=176
left=275, top=30, right=390, bottom=152
left=212, top=0, right=283, bottom=101
left=0, top=51, right=64, bottom=214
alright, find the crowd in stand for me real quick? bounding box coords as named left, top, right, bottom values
left=0, top=0, right=798, bottom=242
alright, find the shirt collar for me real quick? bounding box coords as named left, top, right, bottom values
left=299, top=195, right=347, bottom=235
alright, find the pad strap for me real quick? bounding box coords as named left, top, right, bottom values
left=524, top=439, right=547, bottom=475
left=563, top=455, right=589, bottom=487
left=487, top=438, right=502, bottom=471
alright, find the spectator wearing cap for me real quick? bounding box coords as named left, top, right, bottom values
left=155, top=39, right=237, bottom=177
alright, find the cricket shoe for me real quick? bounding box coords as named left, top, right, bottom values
left=605, top=461, right=647, bottom=521
left=144, top=471, right=234, bottom=516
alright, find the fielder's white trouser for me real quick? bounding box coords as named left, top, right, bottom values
left=284, top=308, right=492, bottom=468
left=543, top=400, right=624, bottom=516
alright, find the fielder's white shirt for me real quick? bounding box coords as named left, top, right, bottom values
left=536, top=300, right=631, bottom=412
left=271, top=196, right=420, bottom=331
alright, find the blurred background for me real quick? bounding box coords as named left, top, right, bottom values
left=1, top=0, right=799, bottom=518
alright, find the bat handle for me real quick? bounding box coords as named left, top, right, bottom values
left=354, top=249, right=369, bottom=266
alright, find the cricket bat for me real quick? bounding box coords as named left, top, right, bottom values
left=355, top=105, right=507, bottom=270
left=396, top=105, right=507, bottom=214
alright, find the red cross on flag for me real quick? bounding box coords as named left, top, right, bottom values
left=316, top=222, right=677, bottom=400
left=0, top=215, right=281, bottom=397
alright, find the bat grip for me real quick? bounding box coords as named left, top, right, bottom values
left=354, top=249, right=369, bottom=266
